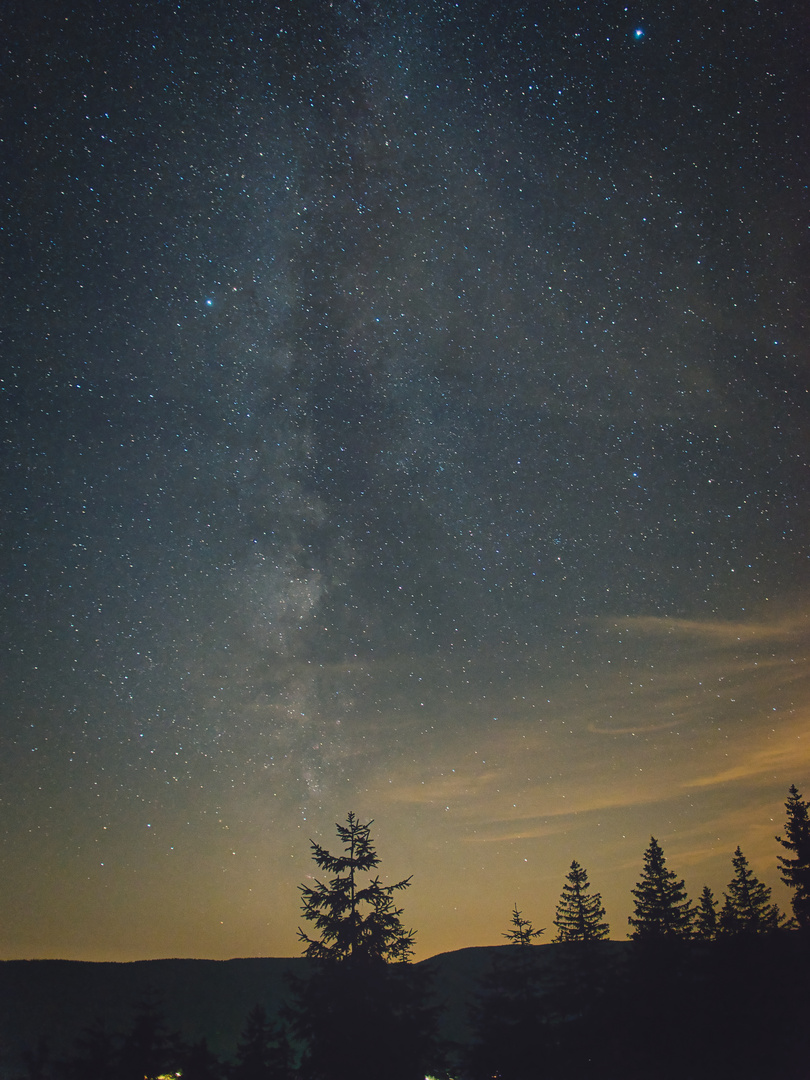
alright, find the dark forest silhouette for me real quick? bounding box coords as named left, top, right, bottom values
left=1, top=786, right=808, bottom=1079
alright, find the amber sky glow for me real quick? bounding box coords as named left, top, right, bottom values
left=1, top=0, right=807, bottom=961
left=12, top=602, right=808, bottom=962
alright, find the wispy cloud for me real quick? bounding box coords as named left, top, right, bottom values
left=684, top=711, right=810, bottom=790
left=587, top=719, right=687, bottom=736
left=606, top=609, right=808, bottom=645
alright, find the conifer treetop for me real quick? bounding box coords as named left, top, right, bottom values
left=694, top=885, right=718, bottom=942
left=628, top=836, right=693, bottom=941
left=553, top=860, right=610, bottom=942
left=775, top=784, right=810, bottom=929
left=298, top=811, right=416, bottom=965
left=719, top=845, right=787, bottom=935
left=503, top=903, right=544, bottom=946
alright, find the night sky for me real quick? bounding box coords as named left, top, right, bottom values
left=2, top=0, right=808, bottom=962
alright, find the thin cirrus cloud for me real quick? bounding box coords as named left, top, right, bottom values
left=376, top=601, right=808, bottom=856
left=615, top=611, right=808, bottom=644
left=684, top=709, right=810, bottom=790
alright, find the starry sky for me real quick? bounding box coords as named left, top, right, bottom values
left=2, top=0, right=808, bottom=962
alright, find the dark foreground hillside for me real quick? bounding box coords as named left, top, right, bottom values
left=1, top=935, right=808, bottom=1078
left=0, top=955, right=305, bottom=1072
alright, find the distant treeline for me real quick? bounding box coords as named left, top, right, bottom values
left=2, top=785, right=807, bottom=1080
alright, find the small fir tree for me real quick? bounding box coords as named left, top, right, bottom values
left=693, top=885, right=718, bottom=941
left=628, top=837, right=693, bottom=940
left=553, top=860, right=610, bottom=942
left=775, top=784, right=810, bottom=929
left=466, top=907, right=547, bottom=1078
left=503, top=902, right=544, bottom=946
left=718, top=846, right=787, bottom=935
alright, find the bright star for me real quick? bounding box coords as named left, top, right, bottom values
left=634, top=27, right=644, bottom=38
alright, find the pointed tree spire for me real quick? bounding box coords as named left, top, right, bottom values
left=503, top=902, right=544, bottom=946
left=289, top=813, right=443, bottom=1079
left=775, top=784, right=810, bottom=929
left=297, top=811, right=415, bottom=965
left=693, top=885, right=719, bottom=941
left=719, top=846, right=787, bottom=935
left=628, top=837, right=693, bottom=940
left=553, top=860, right=610, bottom=942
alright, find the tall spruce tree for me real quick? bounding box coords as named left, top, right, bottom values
left=628, top=837, right=693, bottom=940
left=287, top=812, right=443, bottom=1080
left=718, top=846, right=786, bottom=935
left=693, top=885, right=718, bottom=941
left=553, top=860, right=609, bottom=942
left=297, top=811, right=415, bottom=964
left=775, top=784, right=810, bottom=929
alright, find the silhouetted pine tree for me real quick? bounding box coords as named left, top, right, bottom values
left=776, top=784, right=810, bottom=928
left=117, top=994, right=182, bottom=1080
left=60, top=1017, right=117, bottom=1080
left=461, top=902, right=552, bottom=1080
left=180, top=1036, right=224, bottom=1080
left=232, top=1004, right=292, bottom=1080
left=287, top=812, right=444, bottom=1080
left=503, top=903, right=544, bottom=946
left=553, top=860, right=609, bottom=942
left=628, top=837, right=693, bottom=940
left=620, top=841, right=699, bottom=1079
left=297, top=811, right=415, bottom=964
left=718, top=846, right=787, bottom=935
left=693, top=885, right=718, bottom=941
